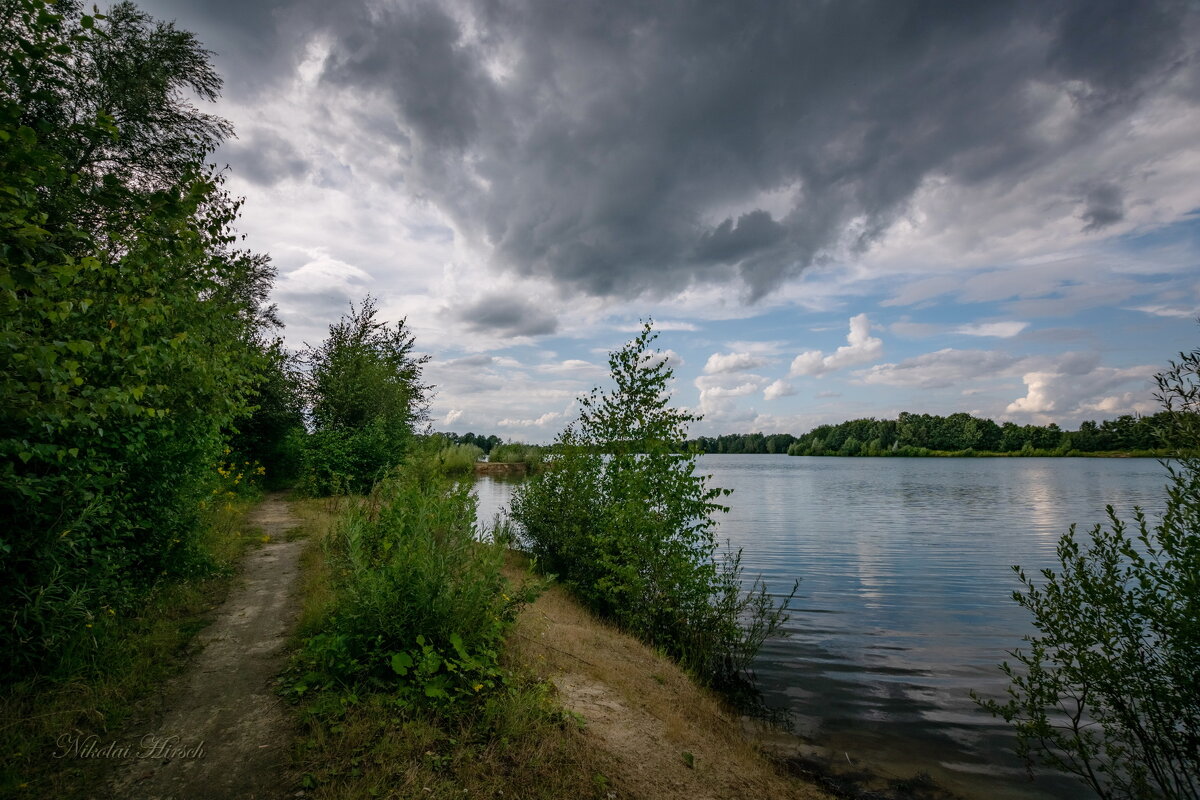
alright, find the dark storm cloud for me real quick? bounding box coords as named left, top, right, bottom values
left=1080, top=182, right=1125, bottom=232
left=222, top=128, right=309, bottom=185
left=144, top=0, right=1199, bottom=299
left=138, top=0, right=313, bottom=94
left=456, top=293, right=558, bottom=338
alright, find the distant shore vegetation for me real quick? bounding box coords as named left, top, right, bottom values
left=684, top=411, right=1191, bottom=458
left=444, top=412, right=1188, bottom=462
left=434, top=432, right=548, bottom=465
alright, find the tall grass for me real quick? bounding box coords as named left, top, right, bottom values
left=434, top=443, right=484, bottom=475
left=487, top=442, right=545, bottom=465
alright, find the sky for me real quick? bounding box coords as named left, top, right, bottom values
left=140, top=0, right=1200, bottom=442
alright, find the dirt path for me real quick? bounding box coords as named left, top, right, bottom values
left=109, top=494, right=305, bottom=800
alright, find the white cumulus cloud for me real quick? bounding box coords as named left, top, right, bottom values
left=704, top=351, right=768, bottom=374
left=763, top=379, right=797, bottom=401
left=497, top=411, right=564, bottom=429
left=1005, top=366, right=1156, bottom=419
left=860, top=349, right=1020, bottom=389
left=790, top=313, right=883, bottom=377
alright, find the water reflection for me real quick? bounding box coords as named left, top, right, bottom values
left=474, top=455, right=1168, bottom=800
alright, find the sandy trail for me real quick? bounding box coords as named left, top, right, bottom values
left=511, top=576, right=833, bottom=800
left=109, top=494, right=304, bottom=800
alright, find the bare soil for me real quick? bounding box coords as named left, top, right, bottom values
left=108, top=494, right=304, bottom=800
left=509, top=568, right=834, bottom=800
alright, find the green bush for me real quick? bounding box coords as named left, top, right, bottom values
left=435, top=442, right=485, bottom=474
left=488, top=442, right=546, bottom=465
left=229, top=339, right=306, bottom=489
left=510, top=322, right=793, bottom=687
left=978, top=341, right=1200, bottom=800
left=297, top=297, right=429, bottom=496
left=292, top=451, right=540, bottom=709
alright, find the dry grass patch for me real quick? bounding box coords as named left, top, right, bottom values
left=505, top=553, right=832, bottom=800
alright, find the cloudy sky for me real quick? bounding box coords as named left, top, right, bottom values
left=143, top=0, right=1200, bottom=441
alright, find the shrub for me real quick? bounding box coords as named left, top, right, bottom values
left=292, top=451, right=540, bottom=709
left=435, top=442, right=485, bottom=475
left=297, top=296, right=430, bottom=496
left=488, top=442, right=546, bottom=465
left=510, top=322, right=793, bottom=687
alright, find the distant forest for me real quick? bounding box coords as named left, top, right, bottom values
left=438, top=432, right=504, bottom=453
left=442, top=411, right=1185, bottom=458
left=688, top=412, right=1180, bottom=456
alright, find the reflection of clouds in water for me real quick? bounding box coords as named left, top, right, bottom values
left=700, top=455, right=1165, bottom=800
left=853, top=536, right=887, bottom=605
left=472, top=474, right=524, bottom=533
left=1019, top=462, right=1064, bottom=539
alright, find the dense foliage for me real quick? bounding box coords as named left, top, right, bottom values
left=0, top=0, right=280, bottom=677
left=292, top=449, right=540, bottom=709
left=686, top=414, right=1177, bottom=457
left=511, top=323, right=793, bottom=687
left=978, top=341, right=1200, bottom=799
left=486, top=442, right=546, bottom=465
left=297, top=296, right=430, bottom=495
left=227, top=339, right=306, bottom=488
left=687, top=432, right=798, bottom=454
left=434, top=441, right=485, bottom=475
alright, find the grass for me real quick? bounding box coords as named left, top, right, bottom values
left=0, top=497, right=261, bottom=799
left=487, top=442, right=546, bottom=465
left=280, top=446, right=844, bottom=800
left=435, top=443, right=485, bottom=474
left=283, top=480, right=830, bottom=800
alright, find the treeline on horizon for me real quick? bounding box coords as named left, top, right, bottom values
left=446, top=411, right=1186, bottom=459
left=686, top=411, right=1188, bottom=457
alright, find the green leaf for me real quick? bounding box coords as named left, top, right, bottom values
left=449, top=632, right=468, bottom=661
left=390, top=651, right=413, bottom=676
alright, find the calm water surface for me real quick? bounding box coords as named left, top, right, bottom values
left=474, top=455, right=1170, bottom=800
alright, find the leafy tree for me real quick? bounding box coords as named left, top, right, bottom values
left=511, top=322, right=793, bottom=686
left=0, top=0, right=274, bottom=676
left=229, top=338, right=306, bottom=488
left=299, top=296, right=430, bottom=495
left=3, top=0, right=231, bottom=241
left=976, top=340, right=1200, bottom=800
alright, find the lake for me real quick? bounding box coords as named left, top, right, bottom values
left=473, top=454, right=1171, bottom=799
